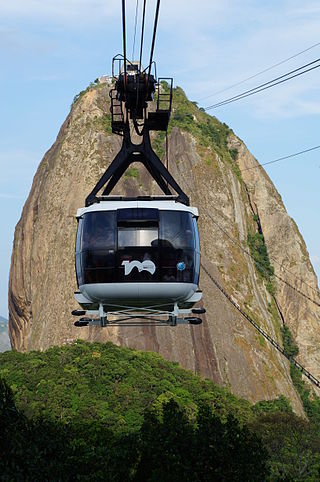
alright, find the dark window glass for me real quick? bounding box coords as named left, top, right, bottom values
left=81, top=251, right=116, bottom=284
left=75, top=218, right=83, bottom=252
left=75, top=253, right=83, bottom=286
left=159, top=211, right=195, bottom=249
left=82, top=211, right=116, bottom=250
left=117, top=248, right=159, bottom=282
left=117, top=208, right=158, bottom=222
left=193, top=217, right=200, bottom=252
left=159, top=247, right=195, bottom=283
left=76, top=208, right=200, bottom=286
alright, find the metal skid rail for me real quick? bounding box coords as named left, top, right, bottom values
left=72, top=303, right=204, bottom=328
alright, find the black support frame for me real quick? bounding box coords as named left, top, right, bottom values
left=85, top=125, right=189, bottom=207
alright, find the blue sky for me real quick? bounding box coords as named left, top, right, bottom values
left=0, top=0, right=319, bottom=316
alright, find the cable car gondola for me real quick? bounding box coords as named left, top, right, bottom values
left=72, top=16, right=205, bottom=326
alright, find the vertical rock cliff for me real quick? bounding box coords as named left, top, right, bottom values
left=9, top=83, right=320, bottom=414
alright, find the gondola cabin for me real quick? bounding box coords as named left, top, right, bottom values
left=74, top=200, right=202, bottom=312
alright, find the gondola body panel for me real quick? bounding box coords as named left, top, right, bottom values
left=75, top=201, right=201, bottom=310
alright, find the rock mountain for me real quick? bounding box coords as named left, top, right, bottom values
left=9, top=82, right=320, bottom=414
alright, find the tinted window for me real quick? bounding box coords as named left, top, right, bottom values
left=75, top=218, right=83, bottom=252
left=118, top=208, right=158, bottom=222
left=193, top=217, right=200, bottom=252
left=160, top=211, right=195, bottom=249
left=82, top=211, right=116, bottom=250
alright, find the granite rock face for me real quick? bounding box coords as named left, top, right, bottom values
left=9, top=84, right=320, bottom=414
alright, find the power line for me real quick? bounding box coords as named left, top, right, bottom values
left=204, top=58, right=320, bottom=110
left=201, top=263, right=320, bottom=390
left=131, top=0, right=139, bottom=60
left=199, top=41, right=320, bottom=102
left=241, top=145, right=320, bottom=172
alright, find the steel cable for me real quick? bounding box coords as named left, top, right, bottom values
left=131, top=0, right=139, bottom=60
left=199, top=41, right=320, bottom=102
left=205, top=58, right=320, bottom=110
left=201, top=263, right=320, bottom=390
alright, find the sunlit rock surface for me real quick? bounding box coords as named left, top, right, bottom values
left=9, top=83, right=320, bottom=415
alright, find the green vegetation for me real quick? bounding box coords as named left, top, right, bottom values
left=281, top=324, right=320, bottom=428
left=249, top=412, right=320, bottom=481
left=247, top=231, right=274, bottom=280
left=252, top=395, right=292, bottom=415
left=124, top=167, right=140, bottom=180
left=247, top=228, right=276, bottom=296
left=72, top=79, right=100, bottom=106
left=229, top=148, right=238, bottom=161
left=1, top=341, right=320, bottom=480
left=153, top=131, right=166, bottom=159
left=93, top=114, right=113, bottom=134
left=0, top=341, right=252, bottom=430
left=281, top=324, right=299, bottom=358
left=168, top=87, right=242, bottom=181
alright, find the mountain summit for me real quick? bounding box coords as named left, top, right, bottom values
left=9, top=82, right=320, bottom=413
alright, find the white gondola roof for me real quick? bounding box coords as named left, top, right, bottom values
left=77, top=200, right=199, bottom=218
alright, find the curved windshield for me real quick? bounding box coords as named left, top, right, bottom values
left=75, top=208, right=200, bottom=286
left=82, top=211, right=116, bottom=250
left=159, top=211, right=195, bottom=249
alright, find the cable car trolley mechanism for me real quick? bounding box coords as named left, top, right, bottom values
left=72, top=1, right=205, bottom=327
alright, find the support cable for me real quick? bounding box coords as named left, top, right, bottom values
left=122, top=0, right=127, bottom=81
left=147, top=0, right=161, bottom=80
left=135, top=0, right=146, bottom=121
left=199, top=41, right=320, bottom=102
left=203, top=207, right=320, bottom=308
left=240, top=144, right=320, bottom=172
left=139, top=0, right=147, bottom=71
left=204, top=58, right=320, bottom=110
left=182, top=178, right=320, bottom=305
left=148, top=0, right=161, bottom=67
left=131, top=0, right=139, bottom=60
left=201, top=263, right=320, bottom=390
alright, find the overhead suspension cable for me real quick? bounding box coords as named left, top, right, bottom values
left=131, top=0, right=139, bottom=60
left=241, top=144, right=320, bottom=172
left=204, top=57, right=320, bottom=110
left=147, top=0, right=161, bottom=77
left=122, top=0, right=127, bottom=79
left=181, top=175, right=320, bottom=304
left=139, top=0, right=147, bottom=70
left=203, top=207, right=320, bottom=307
left=201, top=263, right=320, bottom=390
left=199, top=41, right=320, bottom=102
left=185, top=173, right=320, bottom=300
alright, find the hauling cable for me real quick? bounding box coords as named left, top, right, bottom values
left=240, top=145, right=320, bottom=172
left=131, top=0, right=139, bottom=60
left=139, top=0, right=147, bottom=70
left=201, top=263, right=320, bottom=390
left=204, top=58, right=320, bottom=110
left=199, top=41, right=320, bottom=102
left=181, top=176, right=320, bottom=306
left=202, top=207, right=320, bottom=308
left=122, top=0, right=127, bottom=82
left=146, top=0, right=160, bottom=93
